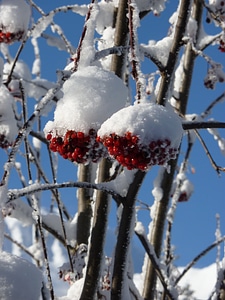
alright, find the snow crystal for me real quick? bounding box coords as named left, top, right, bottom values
left=0, top=0, right=31, bottom=35
left=0, top=251, right=42, bottom=300
left=44, top=65, right=128, bottom=137
left=98, top=102, right=183, bottom=148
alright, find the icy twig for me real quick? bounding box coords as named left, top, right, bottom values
left=4, top=233, right=41, bottom=267
left=73, top=0, right=96, bottom=71
left=182, top=121, right=225, bottom=130
left=194, top=129, right=225, bottom=174
left=175, top=235, right=225, bottom=285
left=0, top=73, right=68, bottom=186
left=47, top=147, right=71, bottom=220
left=157, top=0, right=191, bottom=106
left=128, top=0, right=145, bottom=103
left=30, top=0, right=75, bottom=55
left=7, top=181, right=123, bottom=204
left=47, top=147, right=74, bottom=273
left=201, top=91, right=225, bottom=119
left=135, top=228, right=175, bottom=300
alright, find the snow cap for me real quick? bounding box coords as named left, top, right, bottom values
left=44, top=65, right=128, bottom=137
left=98, top=102, right=183, bottom=148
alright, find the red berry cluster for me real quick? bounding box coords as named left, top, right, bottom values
left=177, top=192, right=188, bottom=202
left=98, top=132, right=178, bottom=170
left=0, top=134, right=12, bottom=148
left=219, top=38, right=225, bottom=52
left=47, top=129, right=106, bottom=164
left=0, top=30, right=24, bottom=44
left=101, top=274, right=111, bottom=291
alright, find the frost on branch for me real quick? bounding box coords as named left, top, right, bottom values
left=0, top=0, right=31, bottom=44
left=98, top=103, right=183, bottom=170
left=44, top=65, right=128, bottom=164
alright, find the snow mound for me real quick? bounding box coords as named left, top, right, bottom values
left=0, top=251, right=42, bottom=300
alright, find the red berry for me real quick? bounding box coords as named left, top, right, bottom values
left=46, top=129, right=106, bottom=164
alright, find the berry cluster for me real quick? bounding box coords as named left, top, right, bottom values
left=0, top=133, right=12, bottom=148
left=206, top=1, right=225, bottom=23
left=47, top=129, right=106, bottom=164
left=0, top=30, right=24, bottom=44
left=101, top=274, right=111, bottom=291
left=98, top=132, right=178, bottom=170
left=219, top=38, right=225, bottom=52
left=204, top=63, right=225, bottom=89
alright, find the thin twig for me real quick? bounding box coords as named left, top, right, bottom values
left=182, top=121, right=225, bottom=130
left=175, top=235, right=225, bottom=285
left=135, top=229, right=175, bottom=300
left=7, top=181, right=124, bottom=204
left=4, top=233, right=41, bottom=266
left=194, top=129, right=225, bottom=174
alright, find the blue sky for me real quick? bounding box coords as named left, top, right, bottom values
left=0, top=0, right=225, bottom=274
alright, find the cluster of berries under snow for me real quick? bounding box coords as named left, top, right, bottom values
left=44, top=66, right=128, bottom=164
left=0, top=0, right=30, bottom=44
left=98, top=103, right=183, bottom=170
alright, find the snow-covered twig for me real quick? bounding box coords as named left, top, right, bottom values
left=7, top=180, right=124, bottom=203
left=135, top=226, right=175, bottom=300
left=182, top=121, right=225, bottom=130
left=72, top=0, right=97, bottom=71
left=201, top=91, right=225, bottom=119
left=1, top=72, right=68, bottom=186
left=194, top=129, right=225, bottom=174
left=175, top=235, right=225, bottom=285
left=4, top=233, right=41, bottom=266
left=128, top=0, right=145, bottom=103
left=30, top=0, right=75, bottom=55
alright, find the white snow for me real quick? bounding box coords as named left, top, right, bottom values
left=0, top=85, right=18, bottom=145
left=44, top=65, right=128, bottom=137
left=98, top=102, right=183, bottom=148
left=0, top=251, right=42, bottom=300
left=0, top=0, right=31, bottom=35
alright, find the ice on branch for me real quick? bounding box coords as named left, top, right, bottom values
left=136, top=0, right=167, bottom=15
left=0, top=0, right=31, bottom=44
left=207, top=125, right=225, bottom=156
left=0, top=85, right=18, bottom=148
left=98, top=103, right=183, bottom=170
left=0, top=251, right=42, bottom=300
left=44, top=65, right=128, bottom=164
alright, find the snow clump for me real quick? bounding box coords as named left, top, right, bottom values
left=98, top=103, right=183, bottom=170
left=0, top=0, right=31, bottom=44
left=44, top=65, right=128, bottom=164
